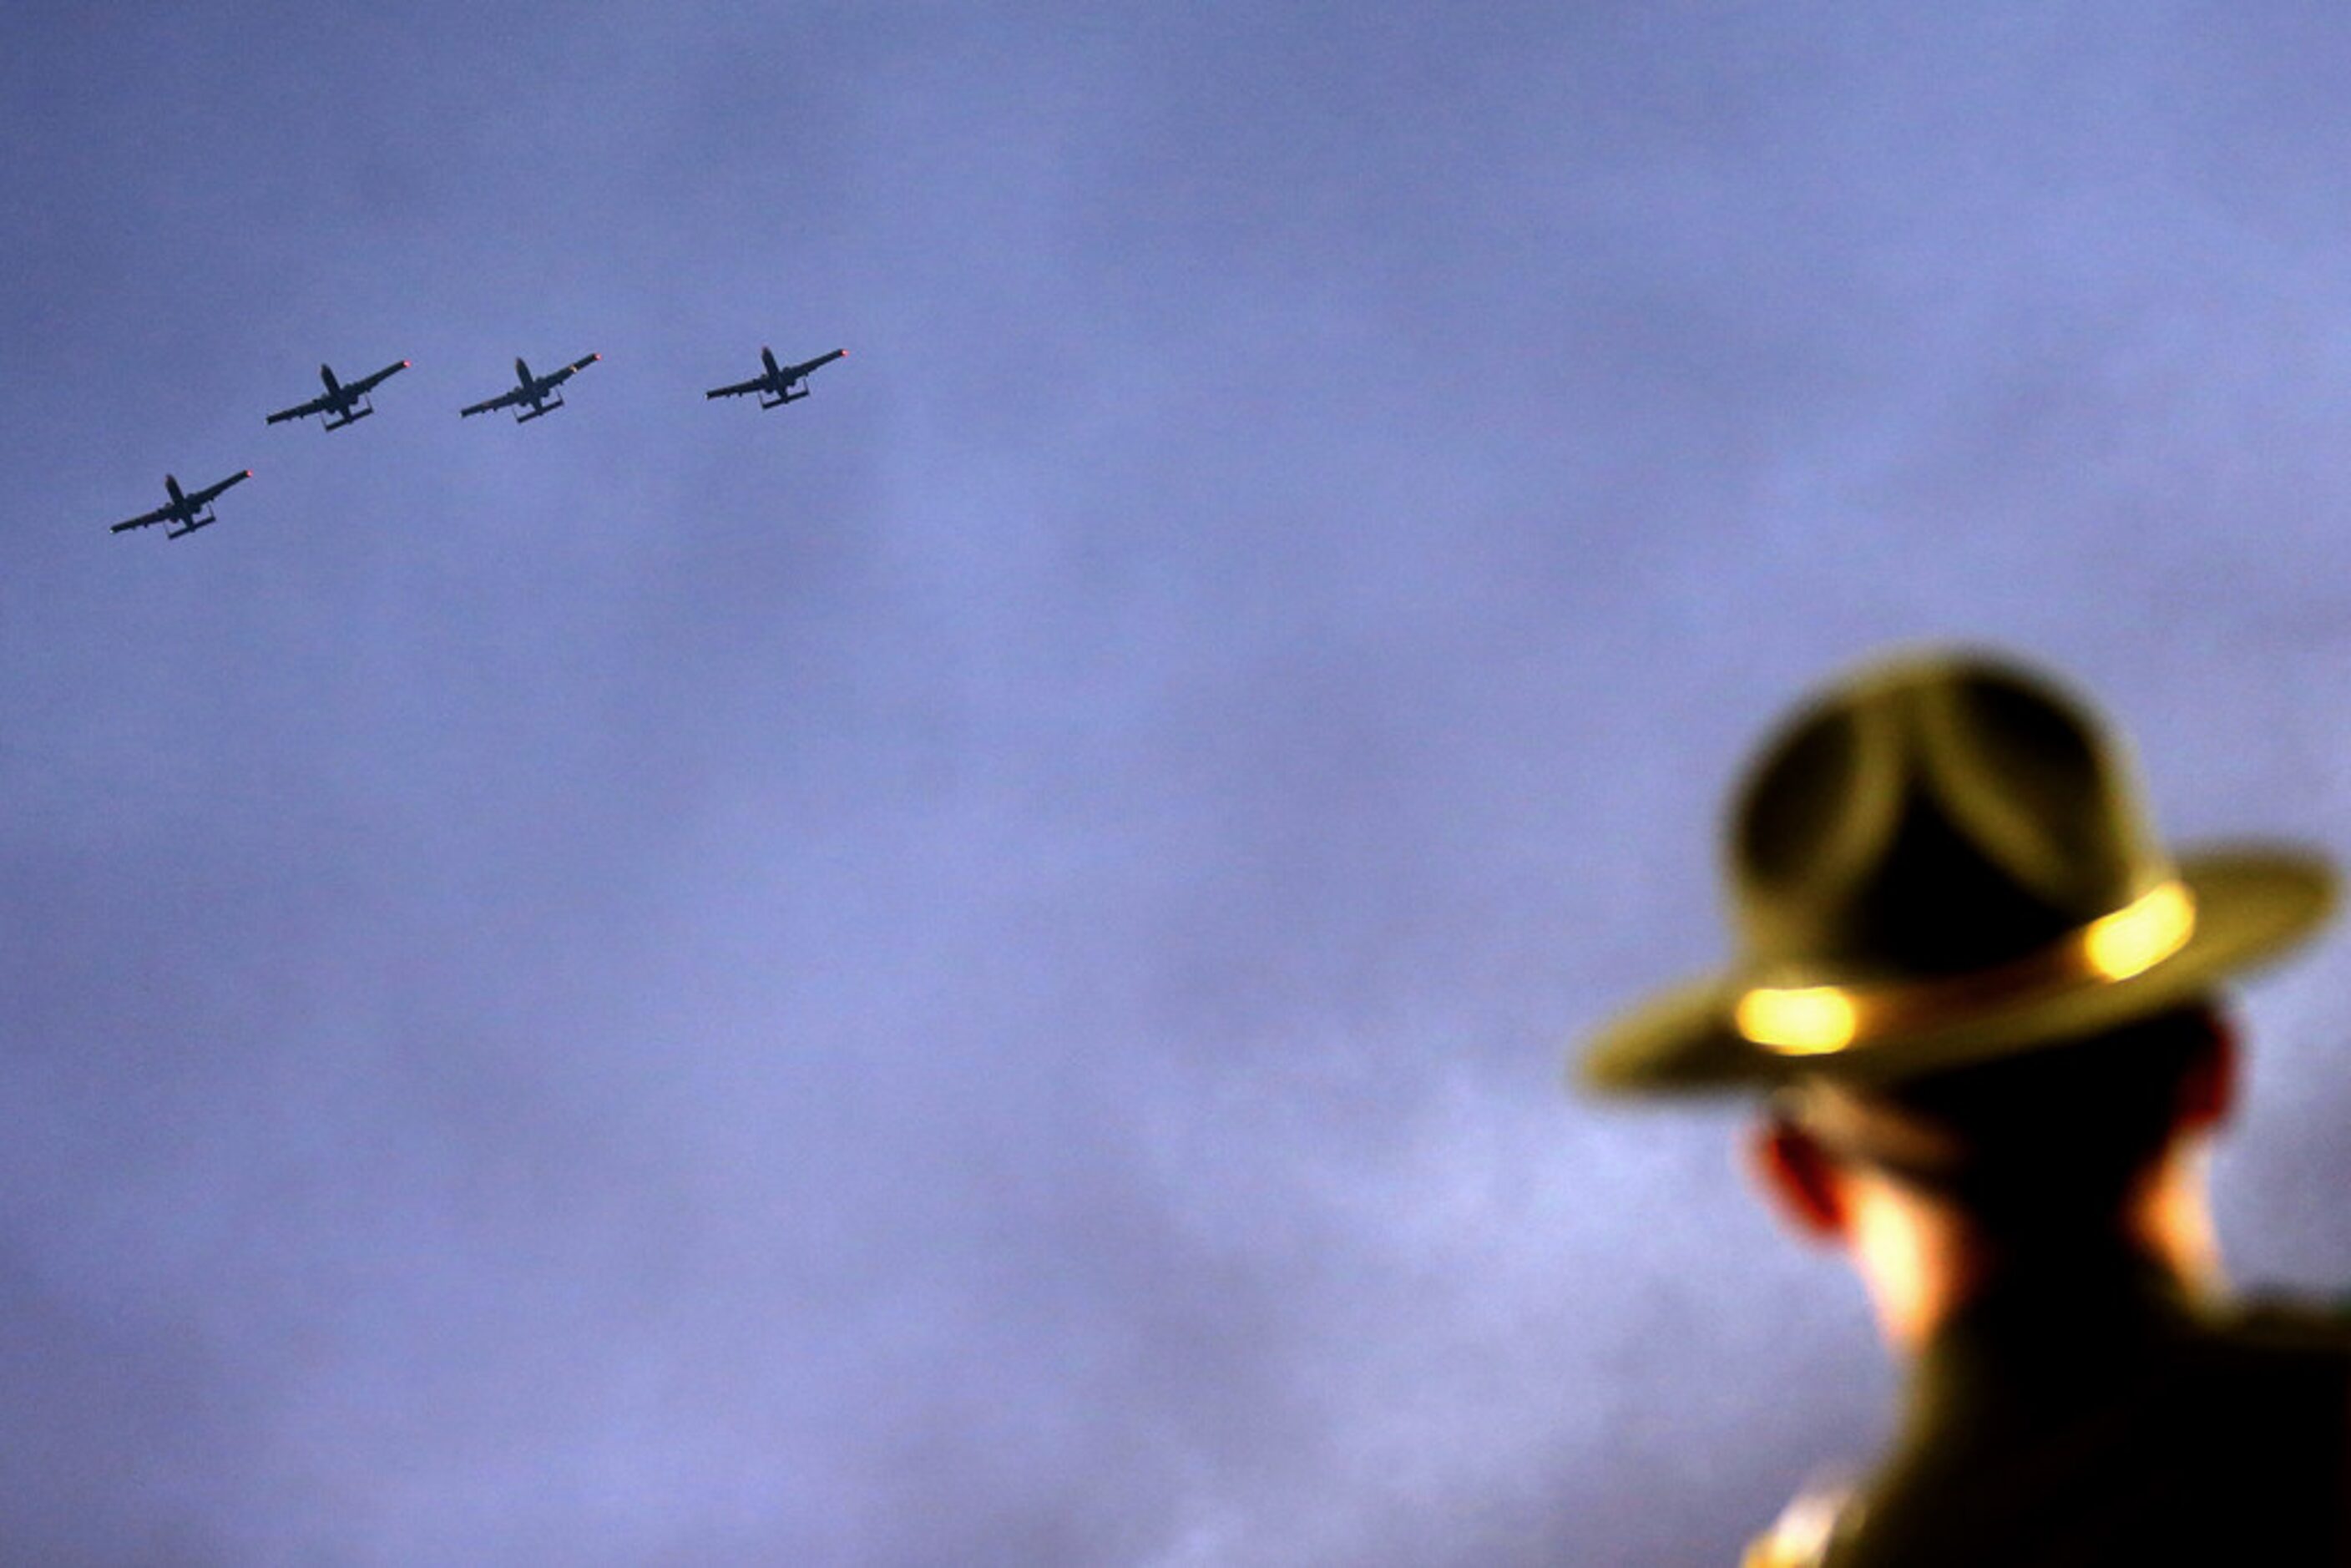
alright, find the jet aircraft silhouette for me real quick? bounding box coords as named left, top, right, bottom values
left=265, top=359, right=411, bottom=430
left=461, top=353, right=600, bottom=422
left=108, top=470, right=253, bottom=539
left=705, top=347, right=846, bottom=409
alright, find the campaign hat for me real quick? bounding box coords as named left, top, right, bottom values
left=1579, top=650, right=2335, bottom=1093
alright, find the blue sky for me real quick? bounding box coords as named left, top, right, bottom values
left=7, top=4, right=2351, bottom=1561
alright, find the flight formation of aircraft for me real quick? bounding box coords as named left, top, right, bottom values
left=105, top=343, right=848, bottom=541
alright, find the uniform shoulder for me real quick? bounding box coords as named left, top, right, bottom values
left=2187, top=1291, right=2351, bottom=1435
left=2221, top=1287, right=2351, bottom=1349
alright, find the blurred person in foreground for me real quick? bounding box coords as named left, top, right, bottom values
left=1578, top=649, right=2351, bottom=1566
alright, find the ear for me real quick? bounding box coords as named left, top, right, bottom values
left=1744, top=1115, right=1852, bottom=1244
left=2175, top=1009, right=2237, bottom=1134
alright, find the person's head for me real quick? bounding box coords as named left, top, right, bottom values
left=1739, top=1000, right=2240, bottom=1346
left=1575, top=648, right=2334, bottom=1337
left=1758, top=1000, right=2232, bottom=1239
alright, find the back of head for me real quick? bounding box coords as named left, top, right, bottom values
left=1805, top=1002, right=2226, bottom=1246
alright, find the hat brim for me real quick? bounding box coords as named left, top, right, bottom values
left=1577, top=846, right=2335, bottom=1096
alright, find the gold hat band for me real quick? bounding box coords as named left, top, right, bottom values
left=1732, top=880, right=2198, bottom=1057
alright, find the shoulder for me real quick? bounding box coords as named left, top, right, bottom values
left=2207, top=1289, right=2351, bottom=1378
left=2228, top=1288, right=2351, bottom=1336
left=1742, top=1476, right=1863, bottom=1568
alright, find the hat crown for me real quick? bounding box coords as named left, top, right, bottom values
left=1730, top=655, right=2167, bottom=986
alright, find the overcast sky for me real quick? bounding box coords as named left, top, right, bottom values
left=8, top=4, right=2351, bottom=1563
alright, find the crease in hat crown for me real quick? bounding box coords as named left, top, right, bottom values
left=1577, top=647, right=2336, bottom=1094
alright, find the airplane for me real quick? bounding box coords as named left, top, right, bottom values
left=108, top=470, right=253, bottom=539
left=461, top=353, right=600, bottom=422
left=265, top=359, right=411, bottom=430
left=705, top=346, right=846, bottom=409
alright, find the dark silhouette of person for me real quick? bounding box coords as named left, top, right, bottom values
left=1578, top=650, right=2351, bottom=1565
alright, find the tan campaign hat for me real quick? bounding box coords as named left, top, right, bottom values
left=1579, top=650, right=2336, bottom=1094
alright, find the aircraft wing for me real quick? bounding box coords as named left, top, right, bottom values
left=265, top=393, right=331, bottom=425
left=787, top=349, right=847, bottom=380
left=546, top=353, right=599, bottom=389
left=187, top=470, right=252, bottom=506
left=108, top=503, right=174, bottom=534
left=461, top=387, right=525, bottom=417
left=346, top=359, right=410, bottom=396
left=705, top=375, right=766, bottom=400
